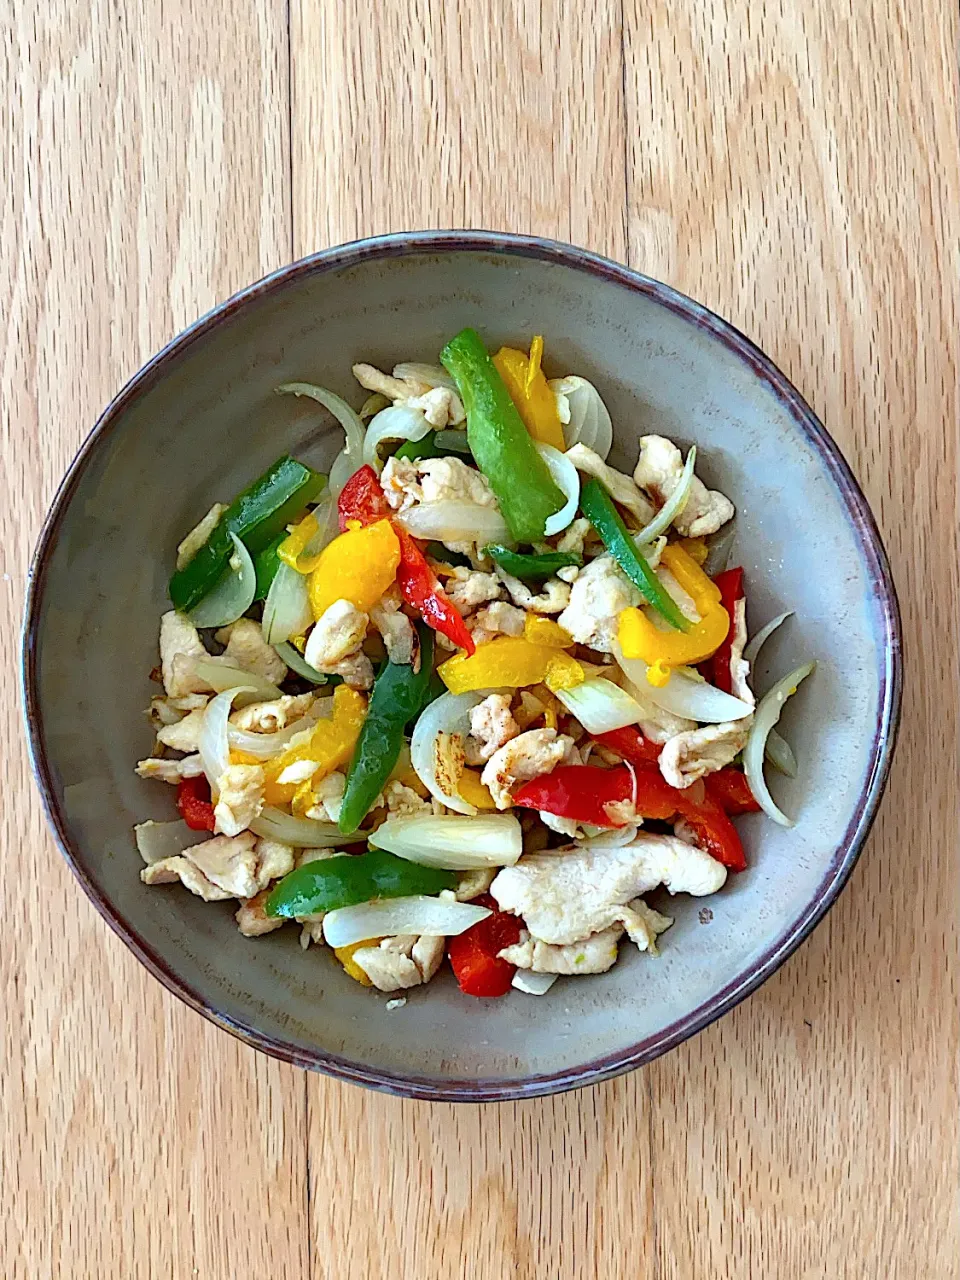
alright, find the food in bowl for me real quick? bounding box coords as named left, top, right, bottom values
left=134, top=327, right=814, bottom=999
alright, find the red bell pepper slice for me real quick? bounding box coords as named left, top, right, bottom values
left=513, top=764, right=635, bottom=827
left=337, top=464, right=390, bottom=529
left=704, top=767, right=761, bottom=815
left=674, top=782, right=747, bottom=871
left=177, top=775, right=216, bottom=831
left=595, top=725, right=662, bottom=765
left=336, top=465, right=475, bottom=655
left=706, top=567, right=744, bottom=693
left=447, top=894, right=523, bottom=997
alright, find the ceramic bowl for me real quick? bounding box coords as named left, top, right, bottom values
left=23, top=232, right=901, bottom=1100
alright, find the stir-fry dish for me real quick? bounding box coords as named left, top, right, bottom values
left=135, top=329, right=813, bottom=1000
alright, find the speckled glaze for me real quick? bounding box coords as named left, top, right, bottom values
left=23, top=232, right=901, bottom=1101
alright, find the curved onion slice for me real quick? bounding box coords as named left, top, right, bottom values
left=226, top=701, right=327, bottom=760
left=410, top=690, right=485, bottom=814
left=613, top=642, right=754, bottom=723
left=579, top=823, right=641, bottom=847
left=134, top=819, right=210, bottom=864
left=397, top=501, right=511, bottom=545
left=369, top=813, right=523, bottom=870
left=766, top=728, right=798, bottom=777
left=744, top=611, right=794, bottom=666
left=322, top=896, right=491, bottom=948
left=249, top=806, right=364, bottom=846
left=512, top=970, right=558, bottom=995
left=392, top=361, right=458, bottom=391
left=274, top=641, right=329, bottom=684
left=188, top=657, right=283, bottom=705
left=188, top=533, right=256, bottom=629
left=555, top=678, right=643, bottom=735
left=363, top=404, right=432, bottom=472
left=536, top=442, right=580, bottom=536
left=262, top=561, right=313, bottom=646
left=633, top=447, right=696, bottom=546
left=549, top=375, right=613, bottom=459
left=743, top=662, right=816, bottom=827
left=198, top=686, right=255, bottom=793
left=277, top=382, right=365, bottom=499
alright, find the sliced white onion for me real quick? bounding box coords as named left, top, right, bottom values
left=743, top=662, right=816, bottom=827
left=262, top=561, right=313, bottom=646
left=363, top=404, right=432, bottom=472
left=397, top=501, right=511, bottom=544
left=410, top=690, right=485, bottom=814
left=434, top=429, right=471, bottom=454
left=227, top=701, right=327, bottom=760
left=548, top=375, right=613, bottom=459
left=188, top=657, right=284, bottom=704
left=744, top=611, right=794, bottom=665
left=392, top=361, right=457, bottom=391
left=579, top=823, right=641, bottom=848
left=274, top=641, right=329, bottom=684
left=369, top=813, right=523, bottom=870
left=702, top=524, right=737, bottom=577
left=249, top=806, right=365, bottom=846
left=512, top=970, right=558, bottom=995
left=766, top=728, right=798, bottom=777
left=277, top=382, right=365, bottom=497
left=188, top=533, right=256, bottom=629
left=198, top=686, right=256, bottom=794
left=555, top=678, right=643, bottom=735
left=633, top=447, right=696, bottom=546
left=322, top=896, right=491, bottom=948
left=134, top=819, right=210, bottom=864
left=536, top=442, right=580, bottom=535
left=613, top=642, right=754, bottom=724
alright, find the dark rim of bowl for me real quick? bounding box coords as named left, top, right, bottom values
left=22, top=230, right=903, bottom=1102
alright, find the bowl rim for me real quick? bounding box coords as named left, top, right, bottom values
left=22, top=229, right=903, bottom=1101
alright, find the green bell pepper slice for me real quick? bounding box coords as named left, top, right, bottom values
left=264, top=848, right=456, bottom=919
left=425, top=541, right=470, bottom=568
left=252, top=533, right=285, bottom=602
left=579, top=477, right=690, bottom=631
left=394, top=431, right=446, bottom=462
left=484, top=543, right=582, bottom=581
left=169, top=456, right=325, bottom=612
left=440, top=328, right=566, bottom=543
left=338, top=625, right=434, bottom=832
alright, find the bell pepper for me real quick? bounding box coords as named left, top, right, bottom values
left=438, top=636, right=584, bottom=694
left=704, top=567, right=744, bottom=694
left=176, top=775, right=216, bottom=831
left=426, top=542, right=471, bottom=569
left=265, top=848, right=457, bottom=919
left=339, top=625, right=434, bottom=832
left=336, top=465, right=475, bottom=655
left=169, top=456, right=325, bottom=612
left=447, top=893, right=524, bottom=997
left=252, top=532, right=285, bottom=602
left=523, top=615, right=574, bottom=648
left=334, top=939, right=378, bottom=985
left=278, top=511, right=324, bottom=573
left=393, top=431, right=446, bottom=463
left=491, top=336, right=566, bottom=451
left=704, top=767, right=760, bottom=815
left=595, top=725, right=662, bottom=766
left=678, top=537, right=709, bottom=565
left=579, top=478, right=690, bottom=632
left=513, top=764, right=635, bottom=827
left=674, top=782, right=747, bottom=871
left=307, top=518, right=400, bottom=620
left=617, top=544, right=730, bottom=686
left=262, top=685, right=367, bottom=807
left=457, top=767, right=497, bottom=809
left=484, top=543, right=582, bottom=582
left=440, top=327, right=566, bottom=543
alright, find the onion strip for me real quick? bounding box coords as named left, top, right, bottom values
left=188, top=657, right=284, bottom=705
left=743, top=662, right=816, bottom=826
left=363, top=404, right=432, bottom=472
left=274, top=642, right=329, bottom=684
left=512, top=970, right=558, bottom=995
left=249, top=806, right=365, bottom=847
left=188, top=533, right=256, bottom=629
left=613, top=642, right=754, bottom=723
left=744, top=611, right=794, bottom=666
left=134, top=820, right=210, bottom=864
left=322, top=896, right=491, bottom=948
left=397, top=501, right=511, bottom=545
left=277, top=382, right=365, bottom=501
left=198, top=686, right=256, bottom=794
left=369, top=813, right=523, bottom=870
left=633, top=446, right=696, bottom=545
left=536, top=442, right=580, bottom=536
left=409, top=691, right=485, bottom=814
left=555, top=678, right=643, bottom=735
left=227, top=701, right=327, bottom=760
left=262, top=561, right=313, bottom=646
left=766, top=728, right=798, bottom=778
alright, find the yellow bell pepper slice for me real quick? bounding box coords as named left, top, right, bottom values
left=457, top=767, right=497, bottom=810
left=438, top=636, right=582, bottom=694
left=278, top=511, right=323, bottom=573
left=335, top=939, right=382, bottom=986
left=523, top=614, right=574, bottom=648
left=307, top=518, right=400, bottom=620
left=543, top=652, right=586, bottom=693
left=492, top=337, right=566, bottom=451
left=262, top=685, right=367, bottom=806
left=617, top=543, right=730, bottom=683
left=678, top=536, right=708, bottom=565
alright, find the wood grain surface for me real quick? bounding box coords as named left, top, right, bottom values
left=5, top=2, right=958, bottom=1277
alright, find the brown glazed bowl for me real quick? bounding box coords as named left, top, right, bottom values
left=23, top=232, right=901, bottom=1100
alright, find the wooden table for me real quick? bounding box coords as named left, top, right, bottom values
left=6, top=3, right=958, bottom=1276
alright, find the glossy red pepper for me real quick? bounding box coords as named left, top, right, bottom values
left=336, top=465, right=475, bottom=655
left=513, top=764, right=635, bottom=827
left=706, top=567, right=744, bottom=693
left=595, top=725, right=662, bottom=766
left=674, top=782, right=747, bottom=871
left=704, top=767, right=761, bottom=815
left=176, top=775, right=216, bottom=832
left=447, top=894, right=523, bottom=997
